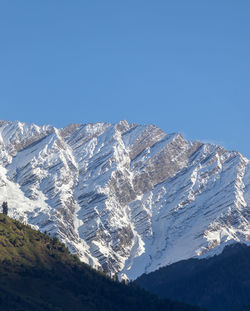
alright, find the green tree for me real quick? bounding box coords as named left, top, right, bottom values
left=2, top=201, right=8, bottom=215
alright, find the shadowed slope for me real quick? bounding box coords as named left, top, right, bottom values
left=135, top=243, right=250, bottom=311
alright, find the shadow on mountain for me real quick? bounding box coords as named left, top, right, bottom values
left=135, top=243, right=250, bottom=311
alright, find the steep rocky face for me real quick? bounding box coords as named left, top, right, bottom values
left=0, top=120, right=249, bottom=279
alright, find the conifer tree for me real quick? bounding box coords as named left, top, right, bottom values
left=2, top=201, right=8, bottom=215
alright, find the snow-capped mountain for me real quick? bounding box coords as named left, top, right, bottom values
left=0, top=120, right=249, bottom=280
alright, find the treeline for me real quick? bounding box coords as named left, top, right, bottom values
left=0, top=213, right=203, bottom=311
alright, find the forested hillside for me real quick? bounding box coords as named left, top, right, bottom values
left=135, top=243, right=250, bottom=311
left=0, top=213, right=202, bottom=311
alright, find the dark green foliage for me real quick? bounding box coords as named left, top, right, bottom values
left=135, top=243, right=250, bottom=311
left=239, top=306, right=250, bottom=311
left=2, top=201, right=8, bottom=215
left=0, top=214, right=203, bottom=311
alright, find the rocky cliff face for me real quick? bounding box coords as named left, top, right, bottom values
left=0, top=120, right=249, bottom=279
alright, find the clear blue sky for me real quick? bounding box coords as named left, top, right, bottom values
left=0, top=1, right=250, bottom=157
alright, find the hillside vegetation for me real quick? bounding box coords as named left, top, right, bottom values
left=135, top=243, right=250, bottom=311
left=0, top=214, right=202, bottom=311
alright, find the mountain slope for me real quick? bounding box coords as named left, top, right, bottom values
left=0, top=213, right=203, bottom=311
left=0, top=120, right=249, bottom=279
left=135, top=243, right=250, bottom=311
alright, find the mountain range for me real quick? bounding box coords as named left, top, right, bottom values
left=0, top=120, right=249, bottom=280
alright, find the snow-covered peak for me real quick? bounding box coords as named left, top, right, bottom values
left=0, top=120, right=249, bottom=280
